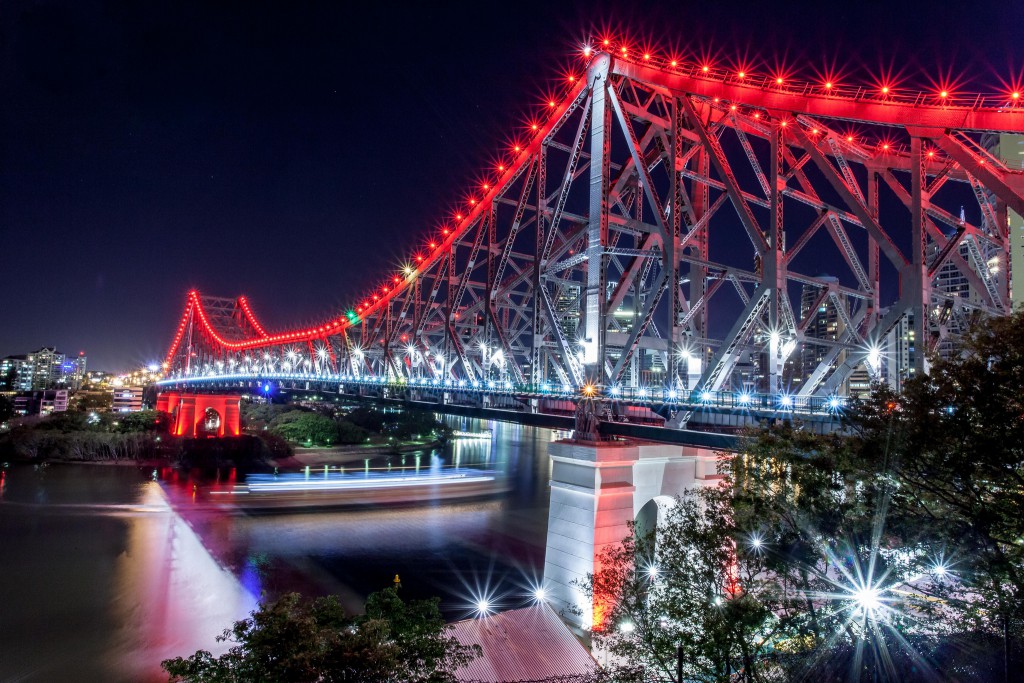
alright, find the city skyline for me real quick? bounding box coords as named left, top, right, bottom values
left=3, top=0, right=1023, bottom=369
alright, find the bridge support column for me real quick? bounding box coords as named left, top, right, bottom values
left=543, top=439, right=721, bottom=634
left=544, top=440, right=637, bottom=634
left=157, top=392, right=241, bottom=438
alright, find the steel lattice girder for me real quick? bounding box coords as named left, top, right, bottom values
left=166, top=51, right=1024, bottom=400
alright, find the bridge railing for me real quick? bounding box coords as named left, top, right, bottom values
left=156, top=371, right=851, bottom=417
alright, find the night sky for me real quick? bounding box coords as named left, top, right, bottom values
left=2, top=0, right=1021, bottom=370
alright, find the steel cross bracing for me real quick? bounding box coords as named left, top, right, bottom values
left=164, top=48, right=1024, bottom=414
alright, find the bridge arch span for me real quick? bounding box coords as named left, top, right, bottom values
left=162, top=41, right=1024, bottom=413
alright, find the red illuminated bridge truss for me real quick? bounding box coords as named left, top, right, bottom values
left=163, top=43, right=1024, bottom=406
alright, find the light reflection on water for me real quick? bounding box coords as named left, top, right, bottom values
left=107, top=483, right=258, bottom=681
left=0, top=469, right=256, bottom=683
left=0, top=415, right=556, bottom=682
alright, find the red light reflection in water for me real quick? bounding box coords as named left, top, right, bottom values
left=109, top=481, right=257, bottom=681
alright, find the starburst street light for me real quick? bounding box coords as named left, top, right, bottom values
left=851, top=584, right=883, bottom=614
left=866, top=343, right=882, bottom=374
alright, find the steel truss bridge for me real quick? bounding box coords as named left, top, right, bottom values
left=161, top=42, right=1024, bottom=427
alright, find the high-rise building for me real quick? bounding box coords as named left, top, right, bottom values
left=26, top=348, right=66, bottom=390
left=67, top=352, right=88, bottom=390
left=884, top=312, right=916, bottom=393
left=2, top=348, right=87, bottom=390
left=1, top=356, right=31, bottom=391
left=997, top=134, right=1024, bottom=309
left=799, top=277, right=845, bottom=384
left=555, top=284, right=581, bottom=339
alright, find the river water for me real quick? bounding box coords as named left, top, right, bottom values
left=0, top=416, right=559, bottom=682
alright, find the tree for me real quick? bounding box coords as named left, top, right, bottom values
left=586, top=433, right=979, bottom=682
left=269, top=410, right=340, bottom=446
left=242, top=401, right=293, bottom=431
left=582, top=491, right=781, bottom=683
left=162, top=588, right=479, bottom=682
left=72, top=391, right=112, bottom=412
left=584, top=309, right=1024, bottom=682
left=116, top=409, right=170, bottom=433
left=837, top=312, right=1024, bottom=663
left=334, top=420, right=368, bottom=445
left=384, top=411, right=450, bottom=441
left=344, top=406, right=386, bottom=433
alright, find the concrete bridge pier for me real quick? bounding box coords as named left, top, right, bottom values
left=542, top=439, right=721, bottom=633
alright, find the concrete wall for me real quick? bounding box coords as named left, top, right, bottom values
left=543, top=439, right=720, bottom=633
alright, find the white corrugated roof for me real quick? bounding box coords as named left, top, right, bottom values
left=449, top=605, right=598, bottom=682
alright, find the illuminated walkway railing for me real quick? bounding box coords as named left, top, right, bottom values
left=156, top=372, right=848, bottom=416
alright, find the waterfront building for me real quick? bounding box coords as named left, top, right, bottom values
left=13, top=389, right=69, bottom=416
left=112, top=386, right=145, bottom=413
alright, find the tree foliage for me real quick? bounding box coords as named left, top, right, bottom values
left=584, top=311, right=1024, bottom=682
left=840, top=311, right=1024, bottom=639
left=162, top=588, right=479, bottom=683
left=260, top=405, right=446, bottom=448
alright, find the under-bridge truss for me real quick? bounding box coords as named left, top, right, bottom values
left=164, top=42, right=1024, bottom=404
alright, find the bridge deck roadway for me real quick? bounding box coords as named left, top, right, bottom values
left=334, top=391, right=740, bottom=451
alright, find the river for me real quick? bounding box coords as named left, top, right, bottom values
left=0, top=416, right=559, bottom=682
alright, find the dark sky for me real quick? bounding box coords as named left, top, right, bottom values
left=2, top=0, right=1021, bottom=370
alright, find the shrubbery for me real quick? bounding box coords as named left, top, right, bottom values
left=269, top=411, right=363, bottom=447
left=0, top=427, right=167, bottom=462
left=163, top=588, right=479, bottom=683
left=245, top=403, right=447, bottom=448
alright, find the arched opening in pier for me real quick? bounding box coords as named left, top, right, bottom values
left=200, top=407, right=222, bottom=437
